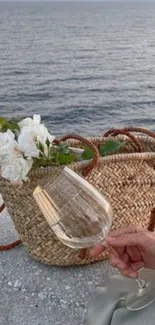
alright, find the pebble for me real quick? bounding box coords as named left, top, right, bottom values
left=14, top=280, right=22, bottom=288
left=38, top=292, right=46, bottom=301
left=60, top=299, right=67, bottom=309
left=8, top=281, right=12, bottom=287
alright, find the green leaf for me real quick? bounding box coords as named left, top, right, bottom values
left=57, top=143, right=70, bottom=155
left=46, top=138, right=51, bottom=148
left=32, top=152, right=77, bottom=168
left=82, top=146, right=94, bottom=160
left=37, top=142, right=45, bottom=154
left=0, top=117, right=20, bottom=134
left=32, top=157, right=53, bottom=169
left=0, top=117, right=7, bottom=131
left=99, top=140, right=126, bottom=156
left=0, top=117, right=7, bottom=126
left=56, top=152, right=77, bottom=165
left=7, top=120, right=20, bottom=133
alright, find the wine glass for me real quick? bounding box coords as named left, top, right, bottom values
left=33, top=166, right=155, bottom=311
left=33, top=166, right=113, bottom=249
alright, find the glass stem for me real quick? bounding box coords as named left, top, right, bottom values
left=136, top=277, right=147, bottom=289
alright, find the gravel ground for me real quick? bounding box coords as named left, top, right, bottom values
left=0, top=208, right=115, bottom=325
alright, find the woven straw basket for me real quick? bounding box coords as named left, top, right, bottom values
left=1, top=127, right=155, bottom=266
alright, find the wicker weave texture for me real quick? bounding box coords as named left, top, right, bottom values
left=1, top=134, right=155, bottom=266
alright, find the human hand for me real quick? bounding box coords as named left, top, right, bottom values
left=91, top=226, right=155, bottom=278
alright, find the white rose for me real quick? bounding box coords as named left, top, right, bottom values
left=18, top=125, right=55, bottom=158
left=1, top=157, right=33, bottom=184
left=0, top=129, right=15, bottom=148
left=0, top=130, right=22, bottom=163
left=20, top=124, right=55, bottom=144
left=18, top=131, right=40, bottom=157
left=18, top=114, right=41, bottom=130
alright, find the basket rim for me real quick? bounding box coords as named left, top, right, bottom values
left=67, top=134, right=155, bottom=143
left=1, top=134, right=155, bottom=180
left=28, top=151, right=155, bottom=177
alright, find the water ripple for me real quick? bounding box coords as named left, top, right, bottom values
left=0, top=1, right=155, bottom=136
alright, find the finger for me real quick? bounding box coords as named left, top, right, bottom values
left=106, top=232, right=148, bottom=248
left=108, top=225, right=143, bottom=238
left=131, top=261, right=145, bottom=271
left=110, top=247, right=128, bottom=261
left=110, top=248, right=143, bottom=271
left=120, top=269, right=138, bottom=279
left=92, top=226, right=145, bottom=257
left=110, top=256, right=128, bottom=270
left=90, top=244, right=106, bottom=257
left=108, top=244, right=124, bottom=256
left=120, top=251, right=130, bottom=264
left=126, top=246, right=142, bottom=262
left=110, top=248, right=129, bottom=270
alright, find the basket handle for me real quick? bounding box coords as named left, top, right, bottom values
left=104, top=128, right=143, bottom=152
left=104, top=126, right=155, bottom=152
left=115, top=127, right=155, bottom=139
left=54, top=134, right=100, bottom=177
left=0, top=202, right=21, bottom=251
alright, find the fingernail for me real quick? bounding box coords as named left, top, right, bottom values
left=129, top=272, right=137, bottom=279
left=103, top=241, right=109, bottom=248
left=89, top=248, right=100, bottom=257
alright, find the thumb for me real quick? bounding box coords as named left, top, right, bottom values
left=106, top=232, right=148, bottom=248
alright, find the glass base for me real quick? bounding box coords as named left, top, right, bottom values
left=126, top=283, right=155, bottom=311
left=125, top=269, right=155, bottom=311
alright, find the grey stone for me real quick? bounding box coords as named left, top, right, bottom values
left=38, top=291, right=47, bottom=300
left=60, top=299, right=67, bottom=309
left=65, top=285, right=71, bottom=290
left=0, top=209, right=116, bottom=325
left=14, top=280, right=22, bottom=288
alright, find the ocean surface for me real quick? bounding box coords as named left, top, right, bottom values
left=0, top=1, right=155, bottom=136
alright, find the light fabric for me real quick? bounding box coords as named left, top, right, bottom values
left=87, top=272, right=155, bottom=325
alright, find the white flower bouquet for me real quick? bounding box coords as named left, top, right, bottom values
left=0, top=114, right=128, bottom=185
left=0, top=114, right=77, bottom=184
